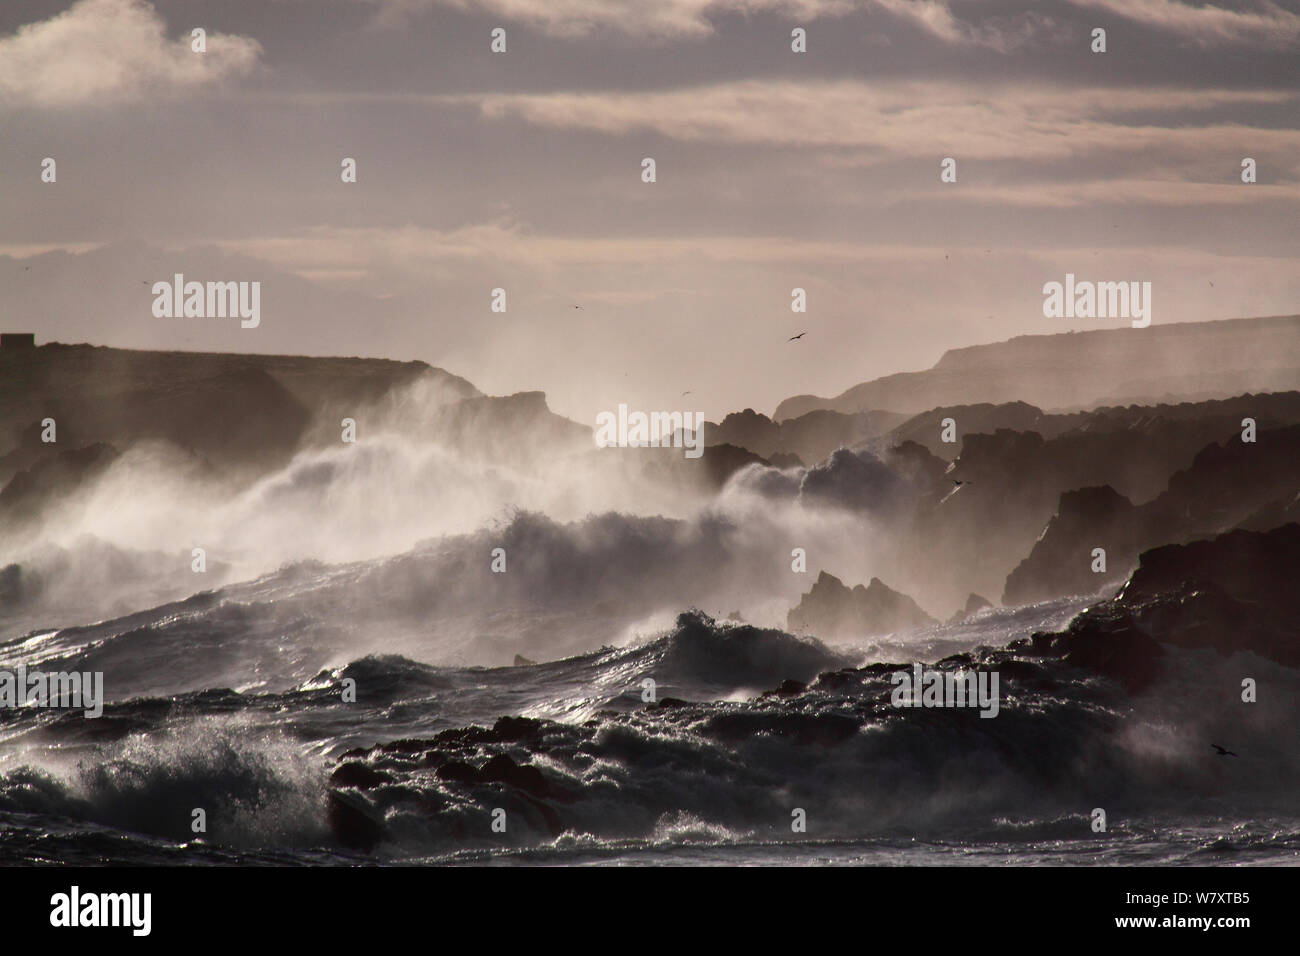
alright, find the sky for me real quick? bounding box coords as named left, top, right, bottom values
left=2, top=0, right=1298, bottom=424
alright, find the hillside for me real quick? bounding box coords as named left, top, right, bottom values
left=0, top=342, right=481, bottom=477
left=774, top=314, right=1300, bottom=421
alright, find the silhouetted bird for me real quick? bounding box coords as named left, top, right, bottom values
left=682, top=390, right=692, bottom=396
left=788, top=332, right=806, bottom=341
left=1211, top=744, right=1238, bottom=757
left=951, top=479, right=967, bottom=486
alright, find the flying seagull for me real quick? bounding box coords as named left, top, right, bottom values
left=1211, top=744, right=1238, bottom=757
left=788, top=332, right=806, bottom=341
left=682, top=390, right=693, bottom=396
left=951, top=479, right=968, bottom=486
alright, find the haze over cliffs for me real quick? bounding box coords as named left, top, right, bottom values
left=775, top=315, right=1300, bottom=421
left=4, top=313, right=1299, bottom=641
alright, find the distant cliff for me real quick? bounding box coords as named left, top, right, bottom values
left=0, top=343, right=480, bottom=478
left=774, top=314, right=1300, bottom=420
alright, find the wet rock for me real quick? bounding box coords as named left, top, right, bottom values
left=330, top=762, right=393, bottom=790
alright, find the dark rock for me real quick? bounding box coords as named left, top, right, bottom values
left=434, top=752, right=551, bottom=797
left=326, top=791, right=385, bottom=852
left=762, top=678, right=808, bottom=698
left=1115, top=524, right=1300, bottom=667
left=330, top=762, right=393, bottom=790
left=434, top=760, right=480, bottom=785
left=788, top=571, right=936, bottom=639
left=1002, top=485, right=1140, bottom=605
left=948, top=592, right=993, bottom=623
left=705, top=406, right=894, bottom=465
left=1030, top=606, right=1165, bottom=693
left=478, top=754, right=550, bottom=797
left=490, top=716, right=545, bottom=742
left=1003, top=425, right=1300, bottom=607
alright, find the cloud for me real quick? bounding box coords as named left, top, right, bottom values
left=465, top=79, right=1299, bottom=160
left=213, top=221, right=972, bottom=276
left=1066, top=0, right=1300, bottom=48
left=893, top=178, right=1300, bottom=208
left=869, top=0, right=1053, bottom=51
left=354, top=0, right=858, bottom=37
left=354, top=0, right=1050, bottom=48
left=0, top=0, right=262, bottom=108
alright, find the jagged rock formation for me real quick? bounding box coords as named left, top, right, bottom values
left=421, top=390, right=591, bottom=466
left=788, top=571, right=937, bottom=639
left=1002, top=424, right=1300, bottom=605
left=884, top=391, right=1300, bottom=464
left=948, top=592, right=993, bottom=623
left=1009, top=523, right=1300, bottom=693
left=1015, top=604, right=1166, bottom=693
left=631, top=440, right=769, bottom=494
left=1113, top=523, right=1300, bottom=667
left=887, top=402, right=1050, bottom=460
left=705, top=407, right=905, bottom=466
left=894, top=397, right=1300, bottom=611
left=1002, top=485, right=1141, bottom=605
left=0, top=442, right=120, bottom=526
left=1236, top=491, right=1300, bottom=531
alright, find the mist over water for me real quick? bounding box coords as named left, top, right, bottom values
left=1, top=0, right=1299, bottom=889
left=2, top=369, right=939, bottom=654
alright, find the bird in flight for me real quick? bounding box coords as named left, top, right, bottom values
left=682, top=390, right=692, bottom=396
left=573, top=305, right=582, bottom=309
left=951, top=479, right=968, bottom=486
left=1211, top=744, right=1238, bottom=757
left=788, top=332, right=806, bottom=341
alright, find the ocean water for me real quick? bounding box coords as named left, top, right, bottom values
left=1, top=550, right=1296, bottom=867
